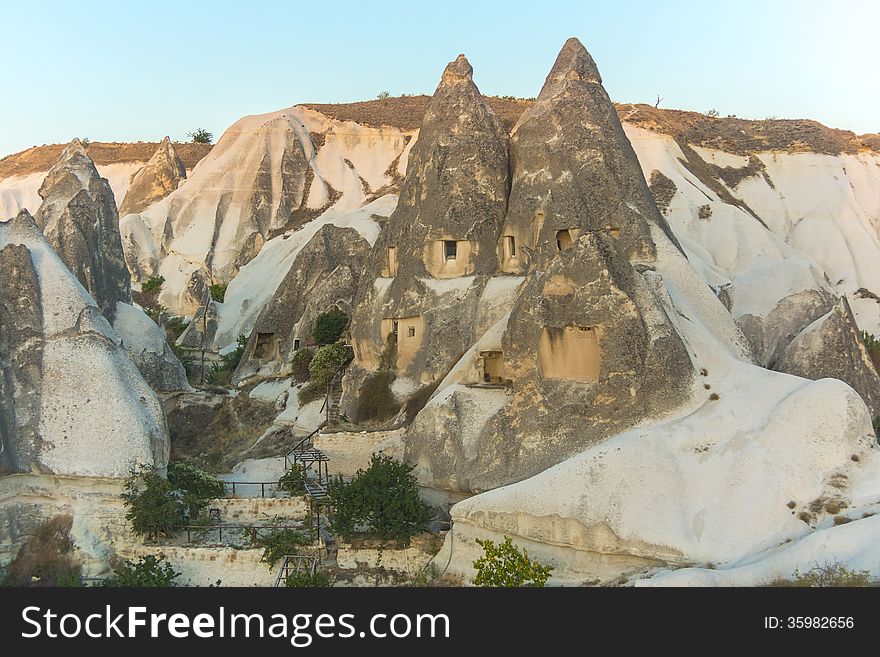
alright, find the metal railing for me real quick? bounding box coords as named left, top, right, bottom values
left=181, top=523, right=308, bottom=545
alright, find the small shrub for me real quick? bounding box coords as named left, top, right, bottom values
left=258, top=527, right=313, bottom=567
left=298, top=343, right=349, bottom=404
left=205, top=334, right=248, bottom=386
left=142, top=275, right=165, bottom=294
left=103, top=555, right=179, bottom=587
left=285, top=569, right=332, bottom=587
left=313, top=309, right=350, bottom=345
left=187, top=128, right=213, bottom=144
left=289, top=348, right=313, bottom=383
left=279, top=465, right=306, bottom=496
left=698, top=204, right=713, bottom=220
left=209, top=282, right=228, bottom=303
left=328, top=454, right=431, bottom=542
left=354, top=371, right=400, bottom=423
left=707, top=109, right=719, bottom=118
left=472, top=536, right=553, bottom=587
left=122, top=467, right=185, bottom=540
left=770, top=562, right=874, bottom=587
left=863, top=331, right=880, bottom=374
left=167, top=461, right=225, bottom=519
left=376, top=91, right=390, bottom=99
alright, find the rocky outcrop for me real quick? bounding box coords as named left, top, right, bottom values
left=119, top=137, right=186, bottom=216
left=34, top=139, right=131, bottom=322
left=406, top=234, right=694, bottom=493
left=776, top=297, right=880, bottom=417
left=0, top=210, right=168, bottom=477
left=112, top=302, right=191, bottom=392
left=177, top=289, right=220, bottom=352
left=347, top=54, right=510, bottom=395
left=234, top=224, right=370, bottom=382
left=499, top=38, right=681, bottom=273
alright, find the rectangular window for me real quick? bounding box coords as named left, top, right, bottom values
left=293, top=338, right=301, bottom=351
left=444, top=240, right=458, bottom=260
left=506, top=235, right=516, bottom=257
left=392, top=320, right=399, bottom=335
left=407, top=326, right=416, bottom=338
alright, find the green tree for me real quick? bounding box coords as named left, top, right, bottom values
left=167, top=461, right=225, bottom=518
left=328, top=454, right=431, bottom=542
left=472, top=536, right=553, bottom=587
left=142, top=275, right=165, bottom=294
left=122, top=467, right=185, bottom=540
left=298, top=342, right=350, bottom=403
left=313, top=309, right=350, bottom=345
left=103, top=555, right=180, bottom=587
left=209, top=282, right=228, bottom=303
left=187, top=128, right=213, bottom=144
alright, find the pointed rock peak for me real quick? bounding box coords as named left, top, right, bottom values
left=546, top=37, right=601, bottom=85
left=10, top=208, right=38, bottom=232
left=440, top=54, right=474, bottom=85
left=160, top=136, right=172, bottom=145
left=62, top=137, right=89, bottom=159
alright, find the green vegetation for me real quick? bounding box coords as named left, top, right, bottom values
left=285, top=569, right=333, bottom=587
left=103, top=555, right=180, bottom=587
left=278, top=464, right=306, bottom=496
left=313, top=309, right=350, bottom=345
left=298, top=342, right=349, bottom=404
left=328, top=454, right=431, bottom=542
left=289, top=348, right=313, bottom=383
left=472, top=536, right=553, bottom=587
left=353, top=371, right=400, bottom=423
left=376, top=91, right=390, bottom=99
left=122, top=467, right=185, bottom=540
left=167, top=461, right=225, bottom=518
left=122, top=463, right=223, bottom=539
left=142, top=275, right=165, bottom=294
left=769, top=562, right=875, bottom=587
left=258, top=526, right=314, bottom=567
left=164, top=316, right=189, bottom=343
left=205, top=334, right=247, bottom=386
left=187, top=128, right=213, bottom=144
left=209, top=282, right=228, bottom=303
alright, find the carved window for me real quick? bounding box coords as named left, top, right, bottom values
left=444, top=240, right=458, bottom=260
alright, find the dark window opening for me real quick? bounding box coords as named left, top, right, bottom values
left=444, top=240, right=458, bottom=260
left=556, top=229, right=573, bottom=251
left=293, top=338, right=301, bottom=351
left=392, top=320, right=399, bottom=335
left=407, top=326, right=416, bottom=338
left=506, top=235, right=516, bottom=257
left=254, top=332, right=275, bottom=359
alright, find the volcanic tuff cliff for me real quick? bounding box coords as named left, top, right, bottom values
left=0, top=211, right=169, bottom=477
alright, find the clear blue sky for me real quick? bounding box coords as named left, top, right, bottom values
left=2, top=0, right=878, bottom=158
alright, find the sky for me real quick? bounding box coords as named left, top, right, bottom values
left=2, top=0, right=878, bottom=158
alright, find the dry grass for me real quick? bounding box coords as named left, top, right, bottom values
left=0, top=141, right=212, bottom=179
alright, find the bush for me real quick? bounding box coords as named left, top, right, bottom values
left=376, top=91, right=390, bottom=99
left=353, top=371, right=400, bottom=423
left=328, top=454, right=431, bottom=542
left=187, top=128, right=213, bottom=144
left=142, top=275, right=165, bottom=294
left=205, top=334, right=248, bottom=386
left=285, top=569, right=332, bottom=587
left=298, top=343, right=349, bottom=404
left=258, top=527, right=313, bottom=567
left=279, top=464, right=306, bottom=496
left=122, top=467, right=186, bottom=540
left=2, top=516, right=81, bottom=587
left=103, top=555, right=180, bottom=587
left=770, top=562, right=874, bottom=587
left=209, top=282, right=228, bottom=303
left=472, top=536, right=553, bottom=587
left=167, top=461, right=225, bottom=518
left=289, top=348, right=313, bottom=383
left=313, top=309, right=350, bottom=345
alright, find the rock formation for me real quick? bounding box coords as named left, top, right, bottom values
left=35, top=139, right=132, bottom=322
left=0, top=210, right=168, bottom=477
left=776, top=297, right=880, bottom=416
left=499, top=38, right=681, bottom=273
left=234, top=224, right=371, bottom=382
left=119, top=136, right=186, bottom=216
left=346, top=54, right=510, bottom=400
